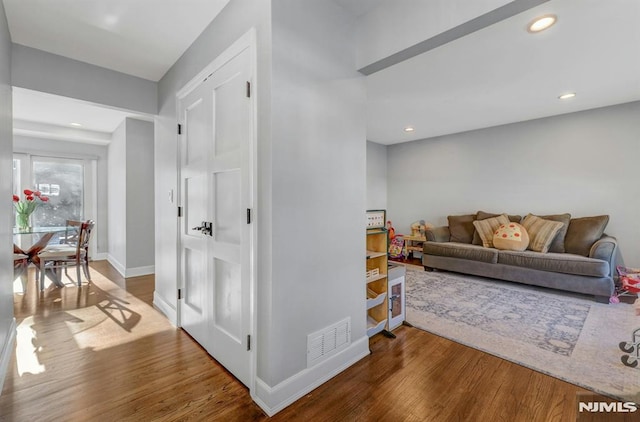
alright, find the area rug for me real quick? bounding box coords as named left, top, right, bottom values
left=405, top=269, right=640, bottom=403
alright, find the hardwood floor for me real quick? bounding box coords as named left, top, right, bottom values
left=1, top=261, right=603, bottom=421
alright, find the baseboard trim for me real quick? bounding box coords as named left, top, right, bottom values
left=0, top=318, right=17, bottom=395
left=107, top=255, right=126, bottom=277
left=153, top=291, right=177, bottom=326
left=91, top=252, right=108, bottom=261
left=125, top=265, right=155, bottom=278
left=252, top=335, right=370, bottom=416
left=106, top=255, right=154, bottom=278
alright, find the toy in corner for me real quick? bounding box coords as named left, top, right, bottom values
left=386, top=220, right=395, bottom=240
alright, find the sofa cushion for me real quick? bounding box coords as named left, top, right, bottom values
left=423, top=242, right=499, bottom=264
left=447, top=214, right=477, bottom=244
left=534, top=213, right=571, bottom=253
left=473, top=214, right=509, bottom=248
left=472, top=211, right=522, bottom=245
left=565, top=215, right=610, bottom=257
left=521, top=214, right=564, bottom=253
left=497, top=250, right=609, bottom=277
left=493, top=222, right=529, bottom=251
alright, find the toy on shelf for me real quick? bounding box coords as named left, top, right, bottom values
left=410, top=220, right=434, bottom=237
left=388, top=235, right=405, bottom=260
left=386, top=220, right=395, bottom=240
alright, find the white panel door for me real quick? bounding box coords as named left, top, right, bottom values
left=179, top=46, right=253, bottom=387
left=179, top=81, right=212, bottom=347
left=208, top=48, right=252, bottom=387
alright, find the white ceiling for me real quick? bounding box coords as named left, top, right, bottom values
left=366, top=0, right=640, bottom=144
left=3, top=0, right=231, bottom=82
left=4, top=0, right=640, bottom=145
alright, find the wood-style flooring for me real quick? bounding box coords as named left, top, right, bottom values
left=1, top=260, right=606, bottom=421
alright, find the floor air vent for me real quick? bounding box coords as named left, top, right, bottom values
left=307, top=317, right=351, bottom=368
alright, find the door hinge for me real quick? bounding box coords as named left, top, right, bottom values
left=178, top=123, right=182, bottom=135
left=246, top=81, right=251, bottom=98
left=178, top=206, right=183, bottom=217
left=247, top=334, right=251, bottom=351
left=178, top=288, right=182, bottom=300
left=246, top=208, right=251, bottom=224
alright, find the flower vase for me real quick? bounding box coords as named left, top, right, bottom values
left=16, top=212, right=31, bottom=232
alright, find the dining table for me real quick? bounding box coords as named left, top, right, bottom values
left=13, top=226, right=70, bottom=289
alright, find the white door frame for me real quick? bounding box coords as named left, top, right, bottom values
left=175, top=28, right=258, bottom=395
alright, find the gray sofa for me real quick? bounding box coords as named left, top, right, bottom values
left=422, top=212, right=619, bottom=302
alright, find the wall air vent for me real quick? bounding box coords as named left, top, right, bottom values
left=307, top=317, right=351, bottom=368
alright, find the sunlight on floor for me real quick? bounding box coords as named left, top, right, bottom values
left=16, top=316, right=46, bottom=376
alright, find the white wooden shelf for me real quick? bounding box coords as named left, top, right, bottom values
left=366, top=289, right=387, bottom=310
left=366, top=316, right=387, bottom=337
left=366, top=273, right=387, bottom=284
left=366, top=250, right=387, bottom=260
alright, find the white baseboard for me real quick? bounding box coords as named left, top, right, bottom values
left=153, top=291, right=177, bottom=326
left=0, top=318, right=17, bottom=396
left=91, top=252, right=108, bottom=261
left=107, top=254, right=126, bottom=277
left=106, top=255, right=154, bottom=278
left=125, top=265, right=155, bottom=278
left=252, top=335, right=370, bottom=416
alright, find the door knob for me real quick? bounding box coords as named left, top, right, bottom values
left=192, top=221, right=207, bottom=231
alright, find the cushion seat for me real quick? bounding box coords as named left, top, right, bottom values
left=497, top=250, right=609, bottom=277
left=423, top=242, right=498, bottom=264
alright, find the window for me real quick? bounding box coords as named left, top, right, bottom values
left=13, top=153, right=97, bottom=247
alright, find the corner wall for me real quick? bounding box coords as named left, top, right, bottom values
left=387, top=101, right=640, bottom=266
left=108, top=118, right=155, bottom=276
left=0, top=0, right=14, bottom=394
left=366, top=141, right=387, bottom=210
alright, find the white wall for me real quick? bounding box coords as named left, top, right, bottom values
left=387, top=101, right=640, bottom=266
left=11, top=44, right=157, bottom=115
left=13, top=135, right=109, bottom=256
left=366, top=141, right=387, bottom=210
left=0, top=0, right=13, bottom=393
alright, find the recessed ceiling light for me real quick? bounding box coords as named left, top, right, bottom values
left=70, top=122, right=83, bottom=127
left=558, top=92, right=576, bottom=100
left=404, top=126, right=415, bottom=132
left=527, top=14, right=557, bottom=33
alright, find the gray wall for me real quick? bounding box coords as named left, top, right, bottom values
left=11, top=44, right=157, bottom=115
left=269, top=0, right=367, bottom=385
left=13, top=136, right=109, bottom=257
left=0, top=0, right=13, bottom=393
left=366, top=141, right=387, bottom=210
left=156, top=0, right=367, bottom=412
left=387, top=101, right=640, bottom=266
left=125, top=119, right=154, bottom=268
left=108, top=118, right=155, bottom=275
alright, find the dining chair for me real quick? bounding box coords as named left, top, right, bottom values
left=13, top=253, right=29, bottom=284
left=37, top=220, right=95, bottom=290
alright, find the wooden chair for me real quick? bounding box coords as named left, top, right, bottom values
left=37, top=220, right=95, bottom=290
left=13, top=253, right=29, bottom=291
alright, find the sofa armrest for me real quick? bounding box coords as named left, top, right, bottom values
left=589, top=235, right=618, bottom=278
left=425, top=226, right=450, bottom=243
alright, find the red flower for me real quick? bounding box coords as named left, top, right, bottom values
left=40, top=196, right=49, bottom=202
left=12, top=195, right=19, bottom=202
left=34, top=191, right=42, bottom=197
left=23, top=189, right=34, bottom=196
left=26, top=196, right=34, bottom=201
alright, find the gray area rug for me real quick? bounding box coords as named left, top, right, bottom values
left=405, top=269, right=640, bottom=403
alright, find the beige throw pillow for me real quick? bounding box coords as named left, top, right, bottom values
left=472, top=214, right=509, bottom=248
left=521, top=214, right=564, bottom=253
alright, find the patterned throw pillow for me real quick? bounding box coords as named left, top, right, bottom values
left=472, top=214, right=509, bottom=248
left=521, top=214, right=564, bottom=253
left=493, top=222, right=530, bottom=251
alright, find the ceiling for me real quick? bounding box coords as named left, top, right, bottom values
left=366, top=0, right=640, bottom=144
left=4, top=0, right=640, bottom=145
